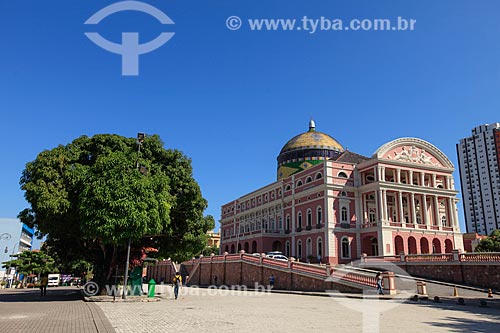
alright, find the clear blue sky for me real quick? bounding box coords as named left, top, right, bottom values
left=1, top=1, right=500, bottom=239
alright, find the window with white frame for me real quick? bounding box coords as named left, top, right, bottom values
left=297, top=240, right=303, bottom=259
left=341, top=207, right=348, bottom=222
left=317, top=206, right=322, bottom=225
left=317, top=237, right=323, bottom=258
left=341, top=237, right=351, bottom=258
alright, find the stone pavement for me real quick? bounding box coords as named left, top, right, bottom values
left=0, top=286, right=114, bottom=332
left=96, top=287, right=500, bottom=332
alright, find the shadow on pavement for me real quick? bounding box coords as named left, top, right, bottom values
left=412, top=298, right=500, bottom=333
left=0, top=287, right=83, bottom=302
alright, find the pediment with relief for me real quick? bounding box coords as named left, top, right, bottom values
left=373, top=138, right=454, bottom=169
left=383, top=146, right=442, bottom=167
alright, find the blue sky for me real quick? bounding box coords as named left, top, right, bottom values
left=1, top=1, right=500, bottom=242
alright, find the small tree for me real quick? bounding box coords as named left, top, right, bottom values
left=2, top=250, right=58, bottom=286
left=475, top=230, right=500, bottom=252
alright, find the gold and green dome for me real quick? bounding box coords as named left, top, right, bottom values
left=277, top=120, right=344, bottom=180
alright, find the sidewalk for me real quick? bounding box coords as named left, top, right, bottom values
left=0, top=286, right=114, bottom=332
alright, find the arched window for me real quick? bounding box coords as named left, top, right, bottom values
left=286, top=215, right=290, bottom=230
left=340, top=191, right=347, bottom=197
left=338, top=171, right=348, bottom=178
left=306, top=176, right=312, bottom=183
left=316, top=172, right=323, bottom=180
left=297, top=212, right=302, bottom=228
left=297, top=240, right=303, bottom=259
left=285, top=241, right=290, bottom=257
left=341, top=237, right=351, bottom=258
left=296, top=180, right=303, bottom=187
left=341, top=207, right=348, bottom=222
left=285, top=184, right=291, bottom=191
left=317, top=237, right=323, bottom=258
left=306, top=238, right=312, bottom=258
left=317, top=207, right=322, bottom=225
left=307, top=209, right=312, bottom=227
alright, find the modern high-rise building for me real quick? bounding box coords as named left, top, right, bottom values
left=0, top=218, right=34, bottom=278
left=457, top=123, right=500, bottom=235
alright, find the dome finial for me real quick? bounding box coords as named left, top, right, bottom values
left=309, top=118, right=316, bottom=132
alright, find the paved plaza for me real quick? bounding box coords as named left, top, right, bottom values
left=1, top=285, right=499, bottom=332
left=0, top=287, right=113, bottom=332
left=97, top=287, right=500, bottom=333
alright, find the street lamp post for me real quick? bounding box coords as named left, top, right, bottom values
left=122, top=132, right=145, bottom=300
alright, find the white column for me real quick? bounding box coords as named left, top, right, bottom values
left=362, top=193, right=367, bottom=223
left=381, top=167, right=386, bottom=182
left=422, top=194, right=429, bottom=226
left=375, top=190, right=379, bottom=223
left=396, top=169, right=401, bottom=183
left=420, top=173, right=425, bottom=187
left=410, top=193, right=417, bottom=225
left=355, top=190, right=362, bottom=229
left=447, top=197, right=454, bottom=227
left=381, top=189, right=388, bottom=222
left=398, top=191, right=404, bottom=224
left=432, top=174, right=437, bottom=188
left=409, top=170, right=414, bottom=186
left=433, top=196, right=440, bottom=227
left=453, top=199, right=460, bottom=230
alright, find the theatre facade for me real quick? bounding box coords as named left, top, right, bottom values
left=220, top=121, right=464, bottom=264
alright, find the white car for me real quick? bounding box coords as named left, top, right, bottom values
left=267, top=254, right=288, bottom=261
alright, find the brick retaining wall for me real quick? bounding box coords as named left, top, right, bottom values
left=182, top=255, right=362, bottom=293
left=397, top=262, right=500, bottom=289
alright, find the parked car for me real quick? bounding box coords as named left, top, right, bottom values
left=266, top=254, right=288, bottom=261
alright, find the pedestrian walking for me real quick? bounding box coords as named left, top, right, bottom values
left=375, top=272, right=384, bottom=295
left=40, top=274, right=48, bottom=296
left=269, top=274, right=275, bottom=289
left=172, top=272, right=182, bottom=300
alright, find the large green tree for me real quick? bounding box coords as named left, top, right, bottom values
left=475, top=229, right=500, bottom=252
left=19, top=134, right=214, bottom=286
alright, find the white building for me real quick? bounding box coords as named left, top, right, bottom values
left=457, top=123, right=500, bottom=235
left=0, top=218, right=33, bottom=278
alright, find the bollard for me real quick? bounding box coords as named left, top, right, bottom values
left=453, top=286, right=459, bottom=297
left=433, top=296, right=441, bottom=303
left=457, top=297, right=465, bottom=305
left=148, top=279, right=156, bottom=298
left=416, top=281, right=428, bottom=297
left=488, top=288, right=493, bottom=298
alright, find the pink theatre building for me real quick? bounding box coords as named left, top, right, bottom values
left=220, top=121, right=464, bottom=264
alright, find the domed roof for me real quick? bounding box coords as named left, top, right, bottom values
left=279, top=120, right=344, bottom=154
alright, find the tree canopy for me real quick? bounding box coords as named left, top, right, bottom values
left=19, top=134, right=214, bottom=283
left=2, top=250, right=58, bottom=277
left=475, top=229, right=500, bottom=252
